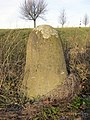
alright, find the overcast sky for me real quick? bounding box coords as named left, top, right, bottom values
left=0, top=0, right=90, bottom=28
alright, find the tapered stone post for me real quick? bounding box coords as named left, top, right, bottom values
left=21, top=25, right=68, bottom=99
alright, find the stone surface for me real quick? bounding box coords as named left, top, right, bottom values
left=45, top=73, right=80, bottom=101
left=21, top=25, right=68, bottom=99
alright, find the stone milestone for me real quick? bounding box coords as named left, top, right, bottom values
left=21, top=25, right=78, bottom=100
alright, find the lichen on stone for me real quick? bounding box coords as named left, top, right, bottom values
left=34, top=25, right=58, bottom=39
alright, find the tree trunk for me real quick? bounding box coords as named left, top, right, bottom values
left=34, top=19, right=36, bottom=28
left=62, top=24, right=64, bottom=28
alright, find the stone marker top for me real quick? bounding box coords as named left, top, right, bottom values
left=34, top=25, right=58, bottom=39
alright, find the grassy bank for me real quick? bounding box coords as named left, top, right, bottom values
left=0, top=27, right=90, bottom=119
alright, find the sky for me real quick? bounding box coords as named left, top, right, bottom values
left=0, top=0, right=90, bottom=28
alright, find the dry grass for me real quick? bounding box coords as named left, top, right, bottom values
left=0, top=29, right=30, bottom=108
left=0, top=27, right=90, bottom=119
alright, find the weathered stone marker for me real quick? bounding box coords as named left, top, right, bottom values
left=21, top=25, right=78, bottom=100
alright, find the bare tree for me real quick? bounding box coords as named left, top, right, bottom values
left=83, top=14, right=89, bottom=27
left=59, top=9, right=67, bottom=27
left=20, top=0, right=47, bottom=28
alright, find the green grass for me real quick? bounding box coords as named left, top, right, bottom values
left=0, top=27, right=90, bottom=55
left=57, top=27, right=90, bottom=49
